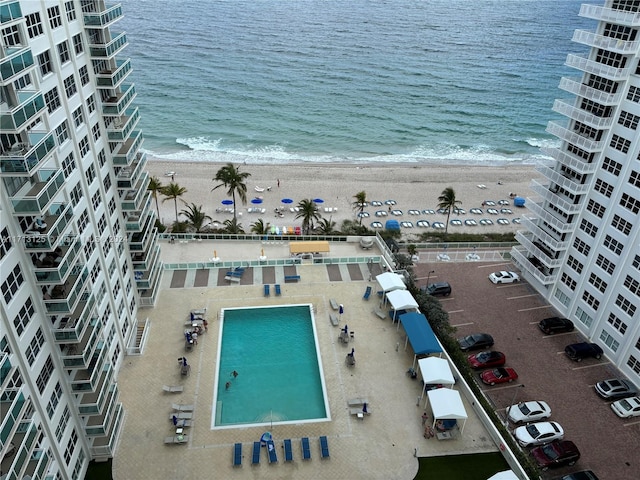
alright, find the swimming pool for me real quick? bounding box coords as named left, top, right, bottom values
left=212, top=304, right=330, bottom=428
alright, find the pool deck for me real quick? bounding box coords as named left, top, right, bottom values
left=113, top=240, right=498, bottom=479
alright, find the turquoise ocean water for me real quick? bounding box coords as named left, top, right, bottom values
left=120, top=0, right=591, bottom=165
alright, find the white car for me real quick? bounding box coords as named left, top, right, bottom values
left=507, top=401, right=551, bottom=424
left=611, top=396, right=640, bottom=418
left=514, top=421, right=564, bottom=447
left=489, top=271, right=520, bottom=284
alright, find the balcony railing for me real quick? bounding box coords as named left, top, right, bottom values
left=515, top=231, right=563, bottom=268
left=116, top=150, right=147, bottom=190
left=61, top=319, right=102, bottom=369
left=102, top=83, right=136, bottom=117
left=558, top=77, right=623, bottom=106
left=540, top=146, right=598, bottom=175
left=565, top=53, right=631, bottom=80
left=96, top=57, right=131, bottom=88
left=132, top=243, right=160, bottom=271
left=511, top=247, right=558, bottom=285
left=579, top=4, right=640, bottom=26
left=112, top=129, right=143, bottom=165
left=546, top=121, right=604, bottom=152
left=10, top=168, right=64, bottom=214
left=52, top=292, right=96, bottom=343
left=33, top=241, right=81, bottom=284
left=89, top=31, right=127, bottom=59
left=23, top=203, right=74, bottom=251
left=552, top=99, right=614, bottom=129
left=71, top=347, right=108, bottom=392
left=0, top=89, right=45, bottom=131
left=83, top=3, right=123, bottom=27
left=572, top=29, right=640, bottom=53
left=78, top=373, right=116, bottom=415
left=535, top=164, right=591, bottom=195
left=520, top=216, right=570, bottom=251
left=44, top=267, right=89, bottom=314
left=0, top=132, right=56, bottom=176
left=529, top=180, right=584, bottom=215
left=525, top=199, right=576, bottom=233
left=107, top=107, right=139, bottom=141
left=0, top=48, right=34, bottom=82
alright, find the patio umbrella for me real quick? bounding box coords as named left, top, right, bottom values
left=251, top=198, right=263, bottom=204
left=281, top=198, right=293, bottom=204
left=221, top=199, right=233, bottom=205
left=313, top=198, right=324, bottom=204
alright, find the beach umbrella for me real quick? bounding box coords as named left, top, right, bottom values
left=251, top=198, right=263, bottom=204
left=313, top=198, right=324, bottom=204
left=281, top=198, right=293, bottom=204
left=221, top=199, right=233, bottom=205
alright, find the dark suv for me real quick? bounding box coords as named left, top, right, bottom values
left=422, top=282, right=451, bottom=297
left=538, top=317, right=574, bottom=335
left=564, top=342, right=603, bottom=362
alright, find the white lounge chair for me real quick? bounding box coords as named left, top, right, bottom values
left=162, top=385, right=184, bottom=393
left=164, top=435, right=189, bottom=444
left=373, top=308, right=386, bottom=319
left=330, top=299, right=339, bottom=310
left=329, top=313, right=339, bottom=326
left=172, top=403, right=194, bottom=412
left=347, top=398, right=369, bottom=406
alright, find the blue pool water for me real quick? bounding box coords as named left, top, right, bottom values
left=213, top=305, right=329, bottom=428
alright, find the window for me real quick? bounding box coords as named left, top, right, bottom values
left=64, top=429, right=78, bottom=465
left=103, top=173, right=112, bottom=191
left=607, top=313, right=627, bottom=335
left=602, top=157, right=622, bottom=175
left=84, top=237, right=95, bottom=259
left=575, top=306, right=593, bottom=327
left=586, top=199, right=606, bottom=218
left=38, top=50, right=53, bottom=76
left=567, top=255, right=583, bottom=274
left=13, top=297, right=34, bottom=336
left=26, top=12, right=43, bottom=38
left=36, top=356, right=54, bottom=394
left=98, top=149, right=106, bottom=167
left=55, top=121, right=69, bottom=144
left=92, top=191, right=101, bottom=210
left=615, top=294, right=636, bottom=317
left=79, top=136, right=90, bottom=158
left=62, top=152, right=76, bottom=177
left=623, top=275, right=640, bottom=296
left=2, top=264, right=24, bottom=304
left=13, top=72, right=32, bottom=90
left=633, top=255, right=640, bottom=271
left=48, top=5, right=62, bottom=28
left=72, top=107, right=84, bottom=127
left=596, top=254, right=615, bottom=275
left=47, top=382, right=63, bottom=418
left=91, top=123, right=101, bottom=141
left=44, top=87, right=61, bottom=113
left=561, top=272, right=577, bottom=291
left=56, top=406, right=69, bottom=441
left=603, top=234, right=624, bottom=255
left=79, top=65, right=90, bottom=85
left=579, top=218, right=598, bottom=238
left=65, top=1, right=77, bottom=21
left=618, top=110, right=640, bottom=129
left=628, top=355, right=640, bottom=375
left=108, top=197, right=116, bottom=215
left=620, top=192, right=640, bottom=213
left=85, top=164, right=96, bottom=184
left=87, top=94, right=96, bottom=113
left=599, top=330, right=619, bottom=352
left=77, top=209, right=89, bottom=233
left=1, top=24, right=20, bottom=47
left=610, top=134, right=631, bottom=153
left=582, top=291, right=600, bottom=311
left=26, top=328, right=45, bottom=365
left=588, top=272, right=607, bottom=293
left=72, top=33, right=83, bottom=54
left=612, top=214, right=632, bottom=235
left=628, top=85, right=640, bottom=102
left=629, top=170, right=640, bottom=188
left=573, top=237, right=591, bottom=256
left=594, top=178, right=614, bottom=197
left=57, top=41, right=70, bottom=64
left=70, top=183, right=82, bottom=207
left=0, top=227, right=12, bottom=261
left=64, top=75, right=77, bottom=98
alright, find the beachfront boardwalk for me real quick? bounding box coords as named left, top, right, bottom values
left=113, top=241, right=498, bottom=480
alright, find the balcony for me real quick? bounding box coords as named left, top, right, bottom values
left=121, top=186, right=151, bottom=213
left=0, top=48, right=34, bottom=82
left=535, top=164, right=590, bottom=195
left=546, top=121, right=604, bottom=152
left=128, top=212, right=154, bottom=252
left=96, top=57, right=131, bottom=89
left=132, top=243, right=160, bottom=270
left=52, top=292, right=95, bottom=343
left=78, top=370, right=115, bottom=415
left=107, top=107, right=140, bottom=142
left=61, top=318, right=102, bottom=369
left=0, top=132, right=56, bottom=176
left=90, top=398, right=122, bottom=458
left=71, top=347, right=108, bottom=392
left=125, top=208, right=153, bottom=233
left=540, top=146, right=598, bottom=175
left=83, top=3, right=123, bottom=28
left=579, top=4, right=640, bottom=26
left=112, top=129, right=143, bottom=165
left=529, top=180, right=584, bottom=215
left=565, top=53, right=631, bottom=80
left=135, top=255, right=161, bottom=289
left=525, top=199, right=576, bottom=234
left=102, top=83, right=136, bottom=117
left=515, top=231, right=563, bottom=268
left=89, top=31, right=127, bottom=59
left=0, top=89, right=45, bottom=132
left=10, top=168, right=64, bottom=214
left=23, top=202, right=74, bottom=251
left=511, top=247, right=558, bottom=286
left=520, top=215, right=570, bottom=251
left=552, top=99, right=613, bottom=129
left=116, top=150, right=147, bottom=189
left=85, top=392, right=119, bottom=436
left=559, top=77, right=623, bottom=105
left=43, top=266, right=89, bottom=314
left=572, top=29, right=640, bottom=53
left=33, top=241, right=81, bottom=284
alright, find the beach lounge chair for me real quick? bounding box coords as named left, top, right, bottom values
left=330, top=298, right=339, bottom=310
left=275, top=284, right=281, bottom=296
left=175, top=419, right=192, bottom=428
left=171, top=403, right=194, bottom=412
left=191, top=307, right=207, bottom=316
left=283, top=439, right=293, bottom=462
left=162, top=385, right=183, bottom=393
left=301, top=437, right=311, bottom=460
left=164, top=435, right=188, bottom=445
left=233, top=443, right=242, bottom=467
left=252, top=441, right=261, bottom=465
left=266, top=440, right=278, bottom=463
left=329, top=313, right=339, bottom=326
left=319, top=436, right=330, bottom=458
left=347, top=397, right=369, bottom=406
left=363, top=286, right=372, bottom=300
left=169, top=412, right=192, bottom=420
left=264, top=284, right=270, bottom=297
left=350, top=407, right=372, bottom=416
left=373, top=308, right=386, bottom=319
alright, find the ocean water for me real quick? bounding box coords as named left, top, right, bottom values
left=119, top=0, right=592, bottom=166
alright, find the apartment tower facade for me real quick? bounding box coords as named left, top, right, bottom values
left=1, top=1, right=161, bottom=478
left=512, top=0, right=640, bottom=386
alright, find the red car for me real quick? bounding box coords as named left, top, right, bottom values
left=467, top=351, right=506, bottom=370
left=531, top=440, right=580, bottom=470
left=480, top=367, right=518, bottom=386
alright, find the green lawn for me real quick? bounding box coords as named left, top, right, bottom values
left=414, top=452, right=510, bottom=480
left=85, top=459, right=112, bottom=480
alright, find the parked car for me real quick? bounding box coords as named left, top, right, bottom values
left=514, top=421, right=564, bottom=447
left=595, top=378, right=638, bottom=400
left=458, top=333, right=494, bottom=352
left=552, top=471, right=599, bottom=480
left=531, top=440, right=580, bottom=470
left=488, top=271, right=520, bottom=284
left=610, top=396, right=640, bottom=418
left=422, top=282, right=451, bottom=297
left=538, top=317, right=574, bottom=335
left=480, top=367, right=518, bottom=385
left=507, top=401, right=551, bottom=424
left=564, top=342, right=603, bottom=362
left=467, top=351, right=506, bottom=369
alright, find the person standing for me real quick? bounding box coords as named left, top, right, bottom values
left=277, top=179, right=280, bottom=188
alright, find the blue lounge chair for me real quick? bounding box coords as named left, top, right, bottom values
left=319, top=436, right=330, bottom=458
left=266, top=439, right=278, bottom=463
left=275, top=284, right=281, bottom=296
left=283, top=439, right=293, bottom=462
left=264, top=284, right=270, bottom=297
left=301, top=437, right=311, bottom=460
left=233, top=443, right=242, bottom=467
left=363, top=286, right=372, bottom=300
left=251, top=441, right=261, bottom=465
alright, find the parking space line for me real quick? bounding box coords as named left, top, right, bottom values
left=517, top=305, right=552, bottom=312
left=447, top=309, right=464, bottom=314
left=508, top=293, right=539, bottom=300
left=481, top=383, right=524, bottom=392
left=623, top=419, right=640, bottom=427
left=571, top=362, right=610, bottom=371
left=497, top=284, right=526, bottom=290
left=451, top=322, right=474, bottom=327
left=478, top=263, right=511, bottom=269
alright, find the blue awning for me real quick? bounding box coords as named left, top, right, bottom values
left=385, top=219, right=400, bottom=231
left=399, top=312, right=443, bottom=355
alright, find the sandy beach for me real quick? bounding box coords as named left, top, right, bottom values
left=146, top=159, right=540, bottom=235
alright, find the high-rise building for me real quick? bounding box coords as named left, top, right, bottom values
left=513, top=0, right=640, bottom=385
left=1, top=1, right=161, bottom=478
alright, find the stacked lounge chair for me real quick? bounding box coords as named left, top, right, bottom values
left=252, top=441, right=261, bottom=465
left=319, top=436, right=330, bottom=458
left=233, top=443, right=242, bottom=467
left=301, top=437, right=311, bottom=460
left=283, top=439, right=293, bottom=462
left=275, top=284, right=281, bottom=296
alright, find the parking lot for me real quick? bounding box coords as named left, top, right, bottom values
left=414, top=259, right=640, bottom=480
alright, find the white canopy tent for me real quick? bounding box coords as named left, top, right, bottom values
left=426, top=388, right=468, bottom=434
left=376, top=272, right=406, bottom=293
left=418, top=357, right=455, bottom=404
left=387, top=289, right=419, bottom=321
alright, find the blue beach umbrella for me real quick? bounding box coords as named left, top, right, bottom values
left=251, top=198, right=263, bottom=204
left=281, top=198, right=293, bottom=204
left=313, top=198, right=324, bottom=204
left=221, top=199, right=233, bottom=205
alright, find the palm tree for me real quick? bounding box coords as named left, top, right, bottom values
left=180, top=203, right=211, bottom=232
left=250, top=219, right=270, bottom=235
left=437, top=187, right=461, bottom=234
left=212, top=163, right=251, bottom=225
left=352, top=191, right=367, bottom=225
left=223, top=218, right=244, bottom=234
left=161, top=182, right=187, bottom=223
left=295, top=199, right=321, bottom=235
left=316, top=217, right=337, bottom=235
left=148, top=176, right=164, bottom=220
